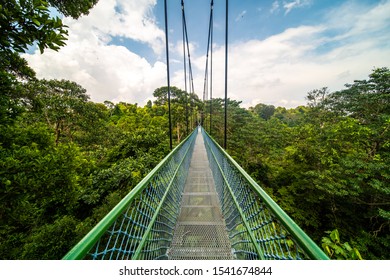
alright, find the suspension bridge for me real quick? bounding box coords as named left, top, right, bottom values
left=63, top=0, right=329, bottom=260
left=63, top=128, right=328, bottom=260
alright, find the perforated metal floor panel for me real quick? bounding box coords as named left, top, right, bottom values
left=168, top=128, right=234, bottom=260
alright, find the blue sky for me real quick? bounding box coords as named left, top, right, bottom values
left=24, top=0, right=390, bottom=108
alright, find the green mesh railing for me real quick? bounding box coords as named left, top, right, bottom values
left=63, top=130, right=197, bottom=260
left=202, top=129, right=329, bottom=260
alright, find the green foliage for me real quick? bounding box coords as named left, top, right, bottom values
left=0, top=96, right=176, bottom=259
left=0, top=121, right=88, bottom=258
left=249, top=103, right=276, bottom=120
left=0, top=0, right=99, bottom=58
left=24, top=79, right=108, bottom=146
left=21, top=215, right=80, bottom=259
left=205, top=68, right=390, bottom=259
left=0, top=0, right=165, bottom=261
left=0, top=77, right=180, bottom=259
left=48, top=0, right=99, bottom=19
left=1, top=33, right=388, bottom=262
left=0, top=0, right=68, bottom=55
left=153, top=86, right=202, bottom=140
left=322, top=229, right=363, bottom=260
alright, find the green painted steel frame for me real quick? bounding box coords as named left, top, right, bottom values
left=63, top=129, right=197, bottom=260
left=202, top=129, right=329, bottom=260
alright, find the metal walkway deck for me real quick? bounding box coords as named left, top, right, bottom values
left=168, top=128, right=233, bottom=260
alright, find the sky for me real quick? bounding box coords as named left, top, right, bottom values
left=23, top=0, right=390, bottom=108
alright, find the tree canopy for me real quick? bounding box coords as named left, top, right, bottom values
left=203, top=67, right=389, bottom=260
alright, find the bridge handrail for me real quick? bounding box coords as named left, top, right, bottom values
left=63, top=129, right=197, bottom=260
left=202, top=128, right=329, bottom=260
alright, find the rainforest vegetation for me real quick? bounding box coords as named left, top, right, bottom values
left=202, top=68, right=389, bottom=260
left=1, top=0, right=389, bottom=260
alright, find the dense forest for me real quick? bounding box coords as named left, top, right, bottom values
left=1, top=1, right=389, bottom=260
left=202, top=68, right=389, bottom=260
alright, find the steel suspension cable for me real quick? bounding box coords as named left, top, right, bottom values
left=181, top=0, right=187, bottom=94
left=181, top=0, right=189, bottom=134
left=201, top=0, right=214, bottom=132
left=202, top=63, right=209, bottom=102
left=181, top=0, right=195, bottom=95
left=164, top=0, right=173, bottom=150
left=181, top=0, right=196, bottom=129
left=224, top=0, right=228, bottom=149
left=202, top=0, right=213, bottom=102
left=210, top=0, right=213, bottom=135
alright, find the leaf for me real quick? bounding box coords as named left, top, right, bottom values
left=321, top=237, right=332, bottom=246
left=330, top=229, right=340, bottom=243
left=324, top=245, right=332, bottom=256
left=334, top=245, right=346, bottom=257
left=378, top=208, right=390, bottom=220
left=32, top=18, right=41, bottom=26
left=36, top=6, right=48, bottom=11
left=352, top=248, right=363, bottom=260
left=343, top=242, right=352, bottom=251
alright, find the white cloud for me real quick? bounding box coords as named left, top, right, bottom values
left=68, top=0, right=165, bottom=54
left=23, top=0, right=166, bottom=105
left=270, top=1, right=280, bottom=14
left=270, top=0, right=311, bottom=15
left=173, top=40, right=198, bottom=60
left=24, top=36, right=166, bottom=105
left=197, top=1, right=390, bottom=108
left=283, top=0, right=311, bottom=15
left=22, top=0, right=390, bottom=109
left=324, top=0, right=390, bottom=40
